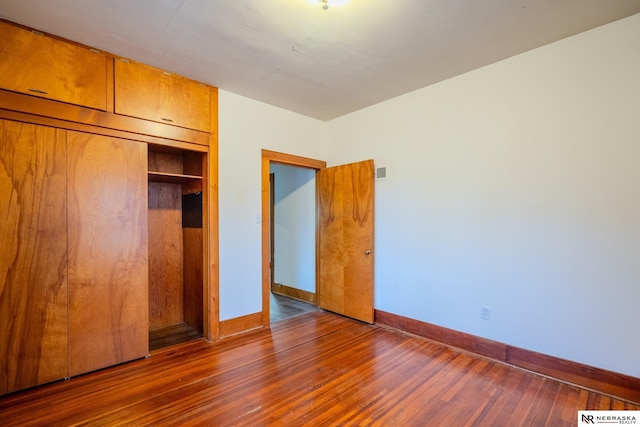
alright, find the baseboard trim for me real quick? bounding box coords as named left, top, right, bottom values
left=219, top=312, right=263, bottom=338
left=271, top=283, right=316, bottom=304
left=374, top=310, right=640, bottom=404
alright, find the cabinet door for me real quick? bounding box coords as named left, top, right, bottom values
left=67, top=132, right=148, bottom=377
left=114, top=59, right=211, bottom=132
left=0, top=120, right=68, bottom=395
left=0, top=21, right=107, bottom=110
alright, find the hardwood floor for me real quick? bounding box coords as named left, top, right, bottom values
left=270, top=292, right=319, bottom=323
left=0, top=311, right=637, bottom=426
left=149, top=322, right=203, bottom=351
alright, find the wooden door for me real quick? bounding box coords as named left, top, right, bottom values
left=67, top=131, right=149, bottom=376
left=0, top=120, right=68, bottom=394
left=318, top=159, right=374, bottom=323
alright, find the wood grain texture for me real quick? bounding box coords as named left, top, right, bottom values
left=0, top=92, right=210, bottom=147
left=208, top=134, right=219, bottom=341
left=318, top=159, right=374, bottom=323
left=115, top=59, right=211, bottom=132
left=0, top=21, right=107, bottom=110
left=507, top=346, right=640, bottom=404
left=0, top=311, right=636, bottom=426
left=148, top=149, right=185, bottom=331
left=270, top=293, right=318, bottom=323
left=196, top=123, right=212, bottom=338
left=219, top=312, right=263, bottom=338
left=262, top=149, right=327, bottom=169
left=0, top=20, right=211, bottom=147
left=148, top=148, right=205, bottom=334
left=0, top=17, right=219, bottom=380
left=148, top=150, right=185, bottom=175
left=272, top=282, right=316, bottom=304
left=148, top=182, right=184, bottom=329
left=149, top=322, right=202, bottom=352
left=0, top=120, right=68, bottom=394
left=183, top=228, right=204, bottom=334
left=260, top=150, right=327, bottom=329
left=182, top=151, right=204, bottom=177
left=105, top=54, right=115, bottom=113
left=209, top=87, right=219, bottom=146
left=261, top=155, right=273, bottom=326
left=376, top=309, right=640, bottom=404
left=375, top=309, right=508, bottom=361
left=67, top=131, right=149, bottom=377
left=318, top=164, right=346, bottom=315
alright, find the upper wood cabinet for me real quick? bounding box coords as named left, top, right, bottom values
left=0, top=21, right=107, bottom=110
left=115, top=59, right=211, bottom=133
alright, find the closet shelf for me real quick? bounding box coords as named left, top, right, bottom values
left=148, top=171, right=202, bottom=184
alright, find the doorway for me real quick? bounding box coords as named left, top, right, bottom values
left=261, top=150, right=375, bottom=325
left=261, top=150, right=326, bottom=325
left=269, top=164, right=318, bottom=322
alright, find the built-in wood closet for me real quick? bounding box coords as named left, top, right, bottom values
left=0, top=19, right=218, bottom=396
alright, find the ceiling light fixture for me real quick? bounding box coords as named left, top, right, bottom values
left=307, top=0, right=351, bottom=10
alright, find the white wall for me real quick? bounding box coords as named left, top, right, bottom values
left=271, top=164, right=316, bottom=293
left=324, top=13, right=640, bottom=377
left=218, top=91, right=326, bottom=320
left=218, top=14, right=640, bottom=377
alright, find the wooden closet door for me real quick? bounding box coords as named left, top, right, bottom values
left=67, top=131, right=148, bottom=376
left=0, top=120, right=68, bottom=394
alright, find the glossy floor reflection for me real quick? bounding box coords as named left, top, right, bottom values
left=1, top=311, right=637, bottom=426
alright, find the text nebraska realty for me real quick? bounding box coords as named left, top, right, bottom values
left=582, top=414, right=637, bottom=425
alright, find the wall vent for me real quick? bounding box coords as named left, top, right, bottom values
left=375, top=166, right=387, bottom=181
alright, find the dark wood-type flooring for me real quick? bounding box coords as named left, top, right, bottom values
left=1, top=311, right=637, bottom=426
left=148, top=293, right=314, bottom=352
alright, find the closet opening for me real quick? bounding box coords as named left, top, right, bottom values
left=147, top=144, right=207, bottom=350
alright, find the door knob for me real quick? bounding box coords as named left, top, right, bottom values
left=364, top=249, right=373, bottom=255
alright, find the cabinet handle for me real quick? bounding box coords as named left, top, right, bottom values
left=161, top=118, right=174, bottom=123
left=28, top=88, right=48, bottom=94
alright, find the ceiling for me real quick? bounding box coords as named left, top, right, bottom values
left=1, top=0, right=639, bottom=121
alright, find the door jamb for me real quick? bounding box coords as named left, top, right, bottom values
left=261, top=150, right=326, bottom=326
left=269, top=173, right=275, bottom=289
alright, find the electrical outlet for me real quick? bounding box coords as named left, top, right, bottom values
left=480, top=306, right=491, bottom=321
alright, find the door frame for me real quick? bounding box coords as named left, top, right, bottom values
left=261, top=150, right=326, bottom=326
